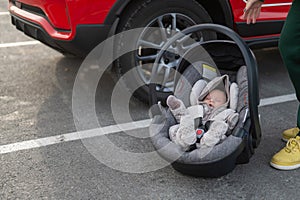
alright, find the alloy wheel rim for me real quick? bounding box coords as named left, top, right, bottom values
left=135, top=13, right=203, bottom=92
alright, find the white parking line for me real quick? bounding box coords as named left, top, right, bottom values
left=0, top=12, right=9, bottom=16
left=259, top=93, right=297, bottom=107
left=0, top=94, right=297, bottom=155
left=0, top=119, right=151, bottom=154
left=0, top=41, right=41, bottom=48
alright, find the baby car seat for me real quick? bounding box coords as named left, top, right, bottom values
left=149, top=24, right=261, bottom=177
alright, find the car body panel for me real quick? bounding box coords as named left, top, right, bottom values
left=229, top=0, right=291, bottom=42
left=230, top=0, right=291, bottom=23
left=9, top=0, right=116, bottom=40
left=8, top=0, right=292, bottom=55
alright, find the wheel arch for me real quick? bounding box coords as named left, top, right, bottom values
left=195, top=0, right=234, bottom=29
left=104, top=0, right=131, bottom=25
left=104, top=0, right=234, bottom=31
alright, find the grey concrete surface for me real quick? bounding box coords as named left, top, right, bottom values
left=1, top=4, right=300, bottom=199
left=0, top=14, right=34, bottom=44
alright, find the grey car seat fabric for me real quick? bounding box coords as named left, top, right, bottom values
left=150, top=65, right=248, bottom=164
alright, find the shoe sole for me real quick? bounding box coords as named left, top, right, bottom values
left=270, top=162, right=300, bottom=170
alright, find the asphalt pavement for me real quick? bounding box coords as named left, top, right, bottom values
left=1, top=1, right=300, bottom=199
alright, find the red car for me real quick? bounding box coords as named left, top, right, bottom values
left=8, top=0, right=292, bottom=101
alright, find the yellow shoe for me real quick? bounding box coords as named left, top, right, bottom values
left=282, top=127, right=300, bottom=142
left=270, top=136, right=300, bottom=170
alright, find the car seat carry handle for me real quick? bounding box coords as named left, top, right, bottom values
left=149, top=23, right=261, bottom=146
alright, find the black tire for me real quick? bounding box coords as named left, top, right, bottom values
left=116, top=0, right=215, bottom=103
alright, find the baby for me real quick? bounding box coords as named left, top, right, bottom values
left=167, top=75, right=239, bottom=157
left=167, top=88, right=227, bottom=124
left=203, top=89, right=227, bottom=109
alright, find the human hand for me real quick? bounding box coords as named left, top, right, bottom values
left=242, top=0, right=264, bottom=24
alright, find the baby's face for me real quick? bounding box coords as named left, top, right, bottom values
left=203, top=89, right=226, bottom=108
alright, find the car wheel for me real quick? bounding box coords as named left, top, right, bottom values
left=116, top=0, right=215, bottom=103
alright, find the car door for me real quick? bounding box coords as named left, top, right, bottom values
left=230, top=0, right=292, bottom=39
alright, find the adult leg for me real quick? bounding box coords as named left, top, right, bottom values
left=278, top=0, right=300, bottom=135
left=271, top=0, right=300, bottom=170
